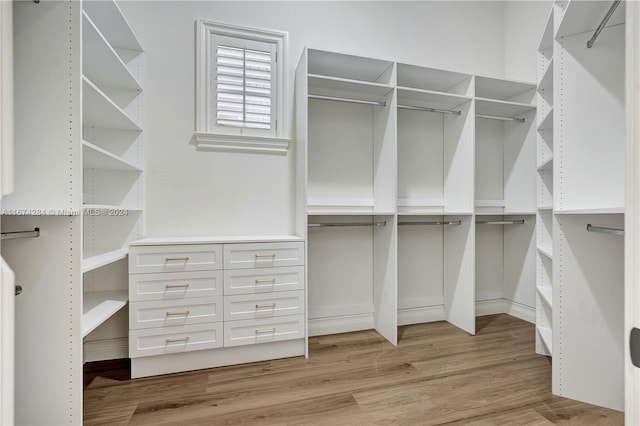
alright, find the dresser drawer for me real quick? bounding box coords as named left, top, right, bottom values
left=129, top=271, right=222, bottom=302
left=129, top=244, right=222, bottom=274
left=130, top=297, right=223, bottom=330
left=223, top=314, right=305, bottom=347
left=223, top=266, right=304, bottom=295
left=129, top=323, right=223, bottom=358
left=223, top=242, right=304, bottom=269
left=224, top=291, right=304, bottom=321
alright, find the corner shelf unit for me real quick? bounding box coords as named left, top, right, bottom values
left=3, top=2, right=144, bottom=423
left=296, top=48, right=536, bottom=348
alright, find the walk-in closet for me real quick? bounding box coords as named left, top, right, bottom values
left=0, top=0, right=639, bottom=424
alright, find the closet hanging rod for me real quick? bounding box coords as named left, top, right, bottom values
left=586, top=223, right=624, bottom=236
left=476, top=220, right=525, bottom=225
left=308, top=221, right=387, bottom=228
left=398, top=221, right=461, bottom=226
left=308, top=94, right=386, bottom=107
left=476, top=114, right=525, bottom=123
left=587, top=0, right=622, bottom=48
left=398, top=104, right=461, bottom=116
left=1, top=227, right=40, bottom=240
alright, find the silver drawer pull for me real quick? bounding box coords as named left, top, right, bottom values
left=255, top=253, right=276, bottom=258
left=166, top=310, right=190, bottom=316
left=255, top=303, right=276, bottom=309
left=165, top=283, right=190, bottom=289
left=165, top=256, right=190, bottom=262
left=166, top=337, right=190, bottom=344
left=255, top=278, right=276, bottom=284
left=255, top=328, right=276, bottom=335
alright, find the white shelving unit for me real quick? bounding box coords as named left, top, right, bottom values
left=535, top=7, right=555, bottom=361
left=550, top=0, right=625, bottom=411
left=1, top=2, right=144, bottom=423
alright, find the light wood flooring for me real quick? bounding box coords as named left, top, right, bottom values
left=84, top=315, right=624, bottom=425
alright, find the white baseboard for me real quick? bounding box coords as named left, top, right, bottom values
left=475, top=299, right=535, bottom=324
left=398, top=305, right=444, bottom=326
left=308, top=313, right=374, bottom=337
left=83, top=337, right=128, bottom=363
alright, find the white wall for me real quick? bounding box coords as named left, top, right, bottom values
left=504, top=0, right=553, bottom=82
left=119, top=1, right=507, bottom=237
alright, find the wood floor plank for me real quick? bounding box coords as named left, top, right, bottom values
left=82, top=315, right=624, bottom=426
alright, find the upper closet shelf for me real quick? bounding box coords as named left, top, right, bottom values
left=555, top=0, right=625, bottom=39
left=538, top=8, right=554, bottom=51
left=83, top=140, right=141, bottom=172
left=82, top=0, right=143, bottom=52
left=83, top=77, right=141, bottom=131
left=554, top=207, right=624, bottom=215
left=397, top=87, right=470, bottom=111
left=538, top=59, right=553, bottom=90
left=83, top=248, right=128, bottom=273
left=475, top=76, right=536, bottom=102
left=308, top=75, right=393, bottom=104
left=397, top=63, right=472, bottom=95
left=307, top=49, right=393, bottom=84
left=476, top=98, right=536, bottom=120
left=82, top=11, right=141, bottom=92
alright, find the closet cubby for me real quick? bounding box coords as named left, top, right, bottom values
left=474, top=77, right=536, bottom=215
left=306, top=49, right=396, bottom=215
left=396, top=64, right=474, bottom=215
left=2, top=2, right=144, bottom=422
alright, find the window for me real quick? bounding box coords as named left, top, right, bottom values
left=195, top=20, right=290, bottom=153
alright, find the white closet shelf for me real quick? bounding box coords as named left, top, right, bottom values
left=537, top=326, right=553, bottom=354
left=308, top=49, right=393, bottom=84
left=538, top=59, right=554, bottom=91
left=308, top=207, right=378, bottom=215
left=538, top=205, right=553, bottom=210
left=537, top=157, right=553, bottom=171
left=475, top=98, right=536, bottom=119
left=537, top=285, right=553, bottom=307
left=554, top=207, right=625, bottom=215
left=82, top=0, right=143, bottom=52
left=308, top=74, right=393, bottom=104
left=82, top=11, right=141, bottom=92
left=397, top=87, right=470, bottom=111
left=398, top=198, right=444, bottom=207
left=538, top=9, right=554, bottom=51
left=83, top=77, right=141, bottom=131
left=537, top=246, right=553, bottom=259
left=83, top=248, right=128, bottom=273
left=83, top=140, right=142, bottom=172
left=475, top=211, right=536, bottom=216
left=397, top=64, right=471, bottom=95
left=475, top=76, right=536, bottom=102
left=555, top=0, right=625, bottom=40
left=82, top=290, right=128, bottom=337
left=537, top=108, right=554, bottom=131
left=82, top=204, right=143, bottom=212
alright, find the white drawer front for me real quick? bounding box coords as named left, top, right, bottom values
left=224, top=291, right=304, bottom=321
left=224, top=266, right=304, bottom=295
left=129, top=270, right=223, bottom=302
left=129, top=323, right=223, bottom=358
left=129, top=245, right=222, bottom=274
left=223, top=314, right=305, bottom=347
left=224, top=242, right=304, bottom=269
left=130, top=297, right=223, bottom=330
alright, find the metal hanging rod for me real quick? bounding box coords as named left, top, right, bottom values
left=399, top=221, right=461, bottom=226
left=476, top=220, right=525, bottom=225
left=308, top=94, right=386, bottom=107
left=586, top=223, right=624, bottom=236
left=587, top=0, right=622, bottom=48
left=1, top=227, right=40, bottom=240
left=398, top=104, right=461, bottom=116
left=308, top=221, right=387, bottom=228
left=476, top=114, right=525, bottom=123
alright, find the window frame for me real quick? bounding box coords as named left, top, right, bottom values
left=196, top=20, right=289, bottom=149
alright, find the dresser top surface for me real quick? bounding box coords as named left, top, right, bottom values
left=130, top=235, right=304, bottom=246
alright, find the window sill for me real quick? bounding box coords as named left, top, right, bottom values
left=192, top=132, right=292, bottom=155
